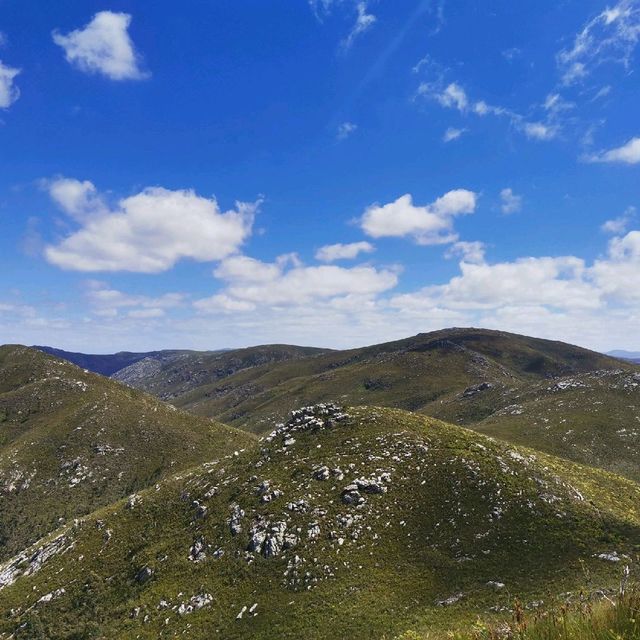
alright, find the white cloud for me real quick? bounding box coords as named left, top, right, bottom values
left=337, top=121, right=357, bottom=140
left=523, top=121, right=559, bottom=141
left=53, top=11, right=147, bottom=80
left=45, top=178, right=257, bottom=272
left=592, top=230, right=640, bottom=302
left=419, top=81, right=560, bottom=141
left=558, top=0, right=640, bottom=85
left=500, top=188, right=523, bottom=214
left=602, top=206, right=636, bottom=234
left=84, top=280, right=184, bottom=317
left=360, top=190, right=478, bottom=245
left=586, top=137, right=640, bottom=164
left=0, top=60, right=20, bottom=108
left=391, top=256, right=599, bottom=313
left=442, top=127, right=466, bottom=142
left=445, top=241, right=486, bottom=265
left=195, top=255, right=399, bottom=311
left=342, top=2, right=376, bottom=49
left=316, top=241, right=375, bottom=262
left=45, top=177, right=107, bottom=221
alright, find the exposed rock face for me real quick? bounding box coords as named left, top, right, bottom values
left=188, top=537, right=207, bottom=563
left=248, top=520, right=294, bottom=558
left=263, top=404, right=349, bottom=445
left=0, top=534, right=72, bottom=590
left=228, top=504, right=245, bottom=535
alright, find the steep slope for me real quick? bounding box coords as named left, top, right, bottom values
left=33, top=346, right=202, bottom=377
left=0, top=345, right=255, bottom=562
left=112, top=344, right=330, bottom=400
left=0, top=405, right=638, bottom=639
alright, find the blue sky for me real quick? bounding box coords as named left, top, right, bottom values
left=1, top=0, right=639, bottom=352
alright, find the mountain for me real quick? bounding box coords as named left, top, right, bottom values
left=0, top=405, right=637, bottom=639
left=608, top=350, right=640, bottom=364
left=33, top=345, right=204, bottom=377
left=113, top=329, right=640, bottom=477
left=116, top=329, right=626, bottom=430
left=0, top=345, right=255, bottom=562
left=111, top=344, right=331, bottom=399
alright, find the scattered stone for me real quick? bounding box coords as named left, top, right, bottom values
left=178, top=593, right=213, bottom=615
left=487, top=581, right=506, bottom=591
left=135, top=566, right=154, bottom=584
left=436, top=593, right=464, bottom=607
left=189, top=537, right=207, bottom=563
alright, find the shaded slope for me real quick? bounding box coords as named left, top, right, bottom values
left=0, top=345, right=255, bottom=561
left=1, top=405, right=639, bottom=639
left=32, top=346, right=202, bottom=377
left=112, top=344, right=331, bottom=400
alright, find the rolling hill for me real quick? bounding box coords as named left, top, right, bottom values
left=0, top=345, right=255, bottom=562
left=0, top=405, right=638, bottom=639
left=109, top=328, right=640, bottom=481
left=111, top=343, right=331, bottom=400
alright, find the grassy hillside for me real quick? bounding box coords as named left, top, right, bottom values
left=112, top=344, right=330, bottom=400
left=1, top=405, right=639, bottom=639
left=0, top=345, right=255, bottom=562
left=113, top=328, right=640, bottom=482
left=466, top=369, right=640, bottom=481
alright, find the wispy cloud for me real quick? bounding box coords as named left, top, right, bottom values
left=442, top=127, right=466, bottom=142
left=602, top=206, right=636, bottom=234
left=500, top=188, right=523, bottom=215
left=418, top=80, right=561, bottom=142
left=558, top=0, right=640, bottom=85
left=341, top=2, right=377, bottom=50
left=0, top=60, right=20, bottom=109
left=337, top=121, right=358, bottom=140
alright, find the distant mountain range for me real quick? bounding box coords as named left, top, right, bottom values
left=608, top=349, right=640, bottom=363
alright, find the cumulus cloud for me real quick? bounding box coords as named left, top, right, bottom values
left=44, top=178, right=257, bottom=272
left=500, top=188, right=522, bottom=214
left=337, top=121, right=358, bottom=140
left=342, top=2, right=376, bottom=49
left=316, top=241, right=375, bottom=262
left=391, top=256, right=599, bottom=313
left=0, top=60, right=20, bottom=108
left=53, top=11, right=147, bottom=80
left=360, top=190, right=478, bottom=245
left=445, top=241, right=486, bottom=265
left=558, top=0, right=640, bottom=85
left=195, top=254, right=399, bottom=312
left=602, top=206, right=636, bottom=234
left=586, top=136, right=640, bottom=164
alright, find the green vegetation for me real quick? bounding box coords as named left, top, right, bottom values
left=1, top=405, right=639, bottom=639
left=112, top=328, right=640, bottom=481
left=395, top=582, right=640, bottom=639
left=0, top=345, right=255, bottom=561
